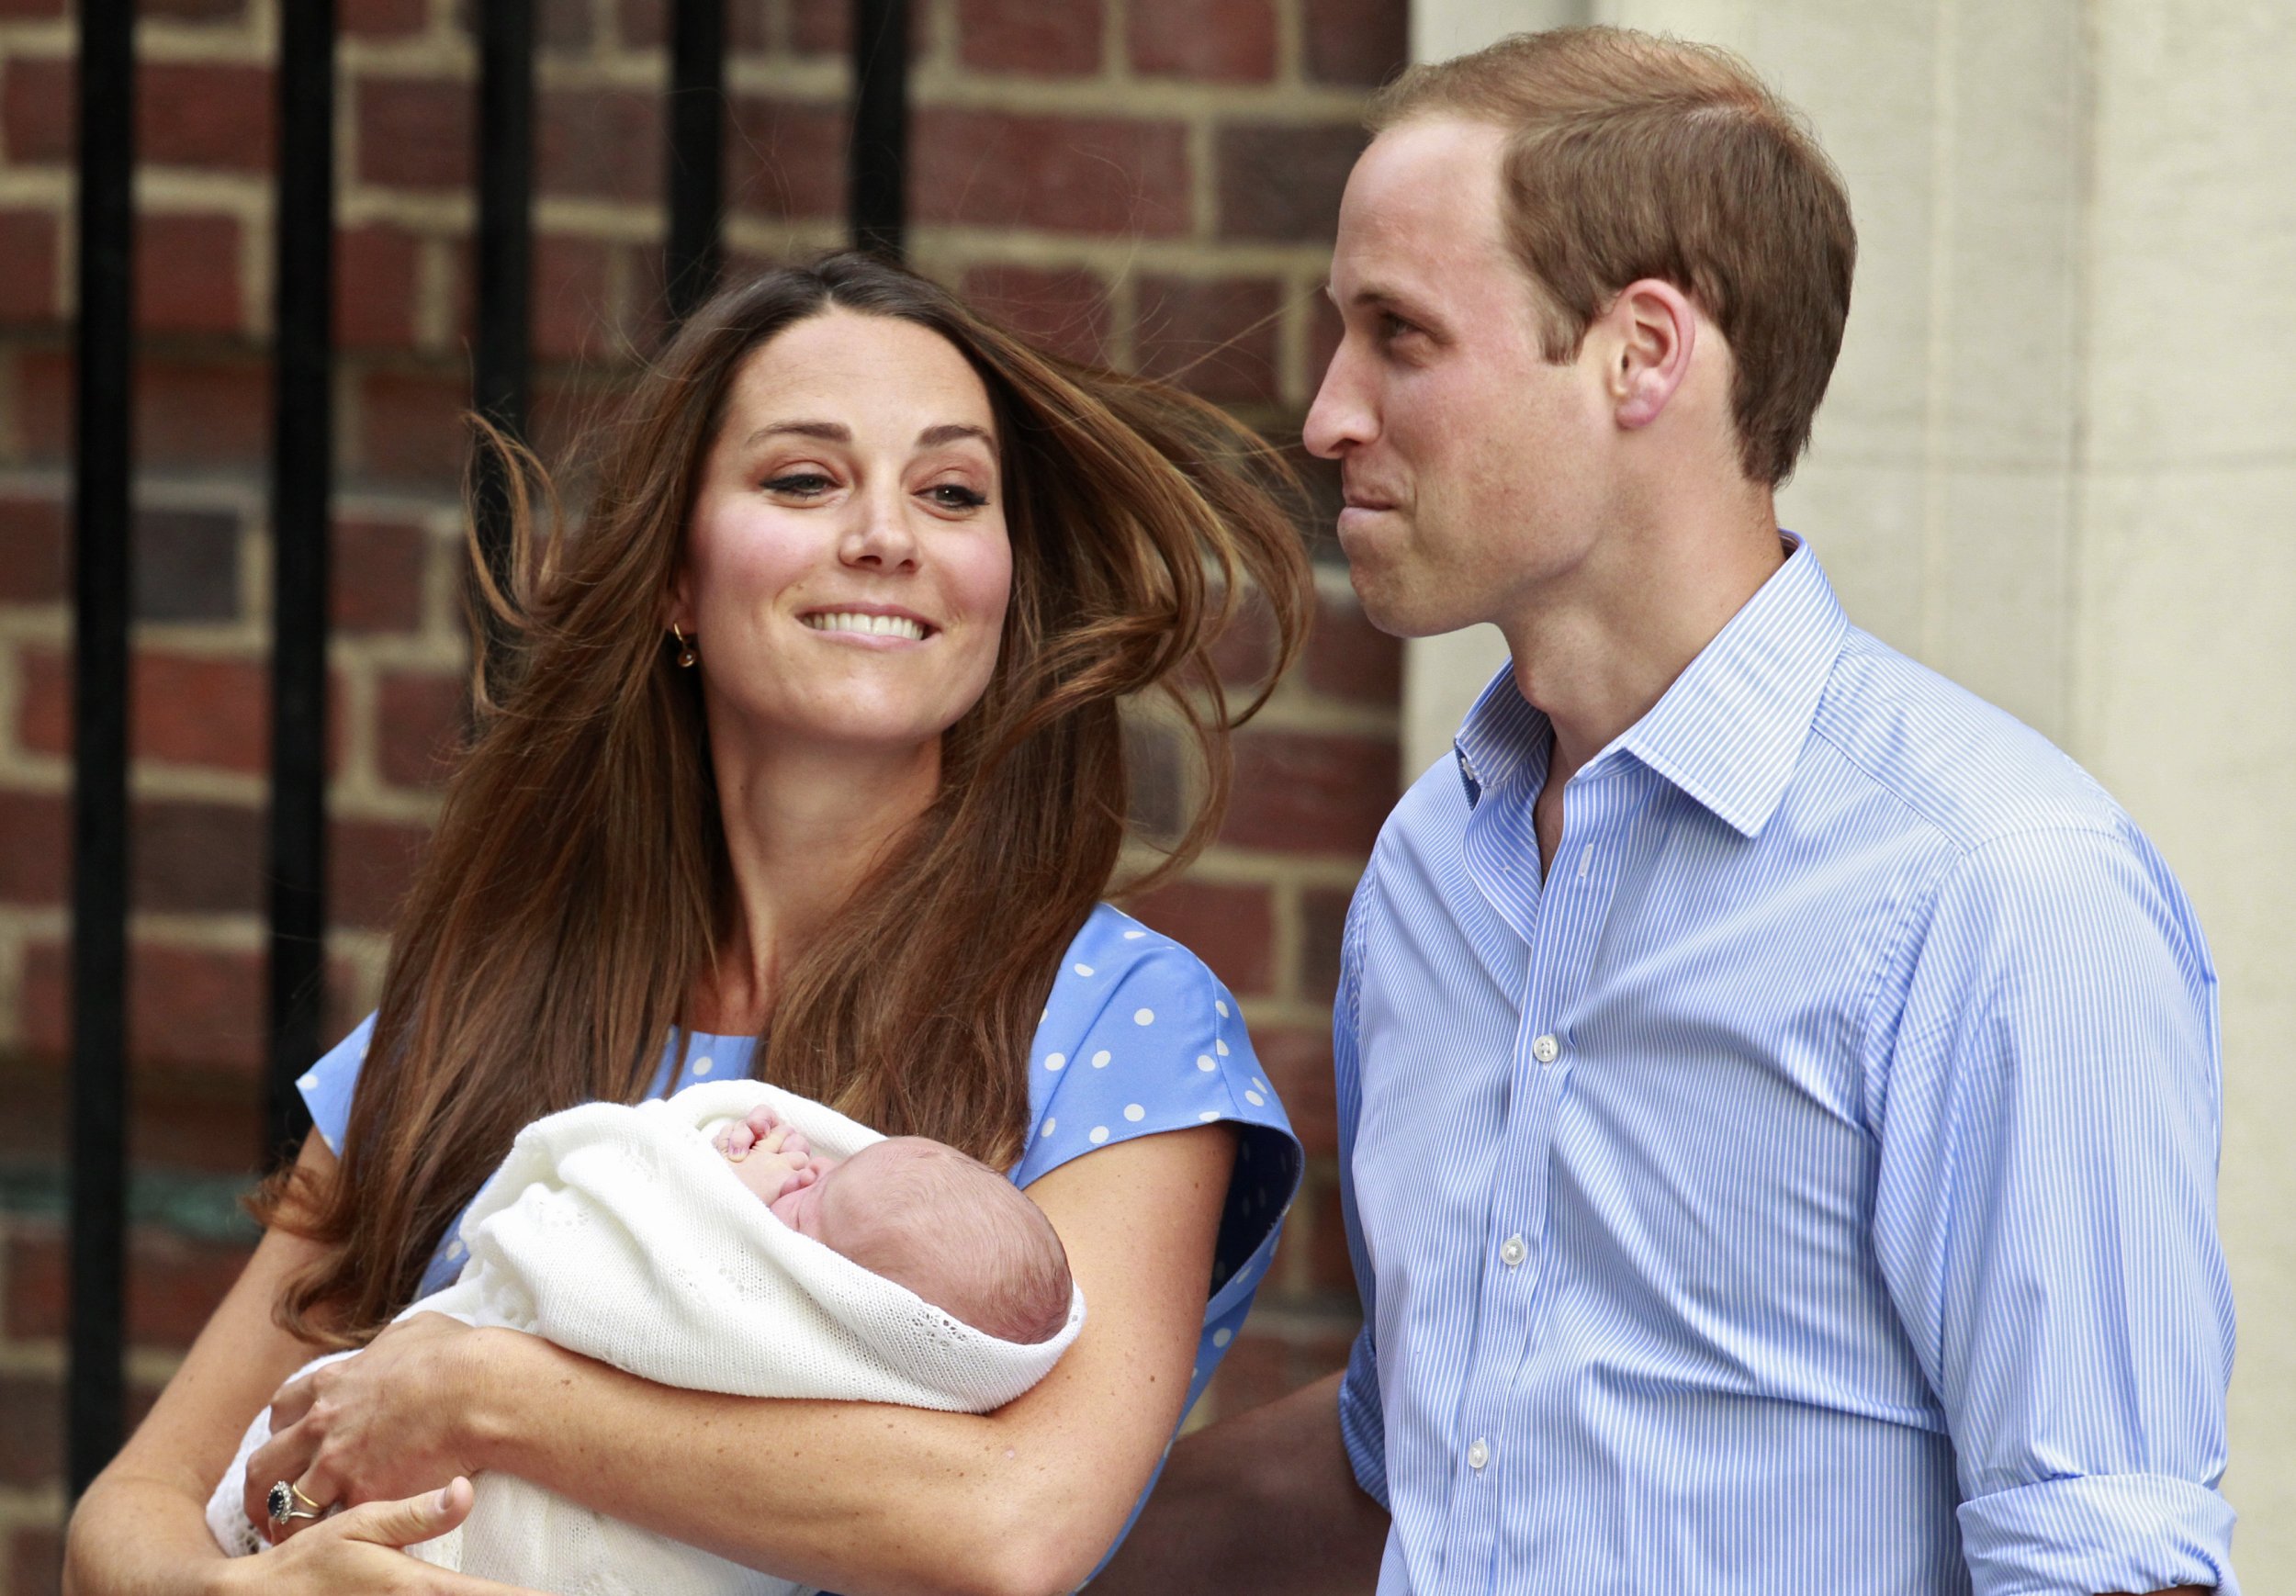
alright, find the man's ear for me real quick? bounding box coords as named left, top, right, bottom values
left=1604, top=277, right=1698, bottom=431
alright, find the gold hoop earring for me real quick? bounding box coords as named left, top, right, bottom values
left=670, top=624, right=697, bottom=669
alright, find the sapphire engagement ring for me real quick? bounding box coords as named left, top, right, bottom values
left=266, top=1479, right=324, bottom=1526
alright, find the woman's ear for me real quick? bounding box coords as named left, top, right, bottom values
left=1605, top=277, right=1698, bottom=432
left=663, top=568, right=694, bottom=637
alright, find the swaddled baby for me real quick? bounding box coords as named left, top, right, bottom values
left=208, top=1082, right=1085, bottom=1596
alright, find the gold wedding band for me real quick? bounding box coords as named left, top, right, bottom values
left=266, top=1478, right=324, bottom=1525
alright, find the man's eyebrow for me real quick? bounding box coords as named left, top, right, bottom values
left=741, top=419, right=850, bottom=447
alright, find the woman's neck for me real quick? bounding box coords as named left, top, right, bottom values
left=692, top=735, right=942, bottom=1034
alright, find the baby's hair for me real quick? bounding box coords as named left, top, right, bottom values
left=833, top=1139, right=1074, bottom=1345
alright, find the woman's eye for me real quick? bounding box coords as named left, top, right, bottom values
left=924, top=483, right=988, bottom=511
left=762, top=471, right=834, bottom=497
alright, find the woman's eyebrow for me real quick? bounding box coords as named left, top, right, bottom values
left=741, top=419, right=850, bottom=447
left=917, top=422, right=995, bottom=451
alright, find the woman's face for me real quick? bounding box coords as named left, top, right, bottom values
left=673, top=309, right=1013, bottom=769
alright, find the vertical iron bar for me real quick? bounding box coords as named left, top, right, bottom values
left=665, top=0, right=726, bottom=325
left=850, top=0, right=908, bottom=260
left=67, top=0, right=135, bottom=1500
left=264, top=0, right=334, bottom=1167
left=471, top=0, right=534, bottom=692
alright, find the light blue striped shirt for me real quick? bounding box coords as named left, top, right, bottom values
left=1334, top=540, right=2237, bottom=1595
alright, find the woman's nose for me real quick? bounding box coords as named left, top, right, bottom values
left=840, top=484, right=920, bottom=571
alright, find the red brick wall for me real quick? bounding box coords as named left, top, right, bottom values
left=0, top=0, right=1402, bottom=1578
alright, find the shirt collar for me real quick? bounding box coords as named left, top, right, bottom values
left=1450, top=536, right=1848, bottom=838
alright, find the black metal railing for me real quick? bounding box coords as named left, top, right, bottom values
left=64, top=0, right=910, bottom=1499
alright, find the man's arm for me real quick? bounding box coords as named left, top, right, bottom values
left=1090, top=1370, right=1388, bottom=1596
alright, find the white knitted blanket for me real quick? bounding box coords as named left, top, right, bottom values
left=208, top=1080, right=1086, bottom=1594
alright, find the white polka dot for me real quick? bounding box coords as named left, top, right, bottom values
left=1091, top=1050, right=1111, bottom=1069
left=1089, top=1126, right=1110, bottom=1144
left=1133, top=1007, right=1155, bottom=1027
left=1041, top=1118, right=1056, bottom=1138
left=1216, top=1001, right=1230, bottom=1017
left=692, top=1054, right=715, bottom=1076
left=1197, top=1054, right=1216, bottom=1073
left=1041, top=1006, right=1049, bottom=1022
left=1044, top=1052, right=1067, bottom=1072
left=1197, top=1109, right=1221, bottom=1123
left=447, top=1239, right=466, bottom=1260
left=1216, top=1039, right=1230, bottom=1056
left=1212, top=1327, right=1232, bottom=1347
left=1123, top=929, right=1146, bottom=939
left=298, top=1073, right=317, bottom=1090
left=1252, top=1077, right=1266, bottom=1092
left=1124, top=1104, right=1146, bottom=1122
left=1074, top=963, right=1096, bottom=977
left=1244, top=1090, right=1265, bottom=1107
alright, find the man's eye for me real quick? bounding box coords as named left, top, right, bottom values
left=1379, top=311, right=1418, bottom=341
left=926, top=483, right=988, bottom=511
left=762, top=471, right=833, bottom=496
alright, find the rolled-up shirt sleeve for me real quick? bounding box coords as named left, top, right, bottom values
left=1869, top=824, right=2237, bottom=1595
left=1333, top=871, right=1390, bottom=1510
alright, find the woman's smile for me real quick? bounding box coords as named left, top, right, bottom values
left=796, top=604, right=936, bottom=645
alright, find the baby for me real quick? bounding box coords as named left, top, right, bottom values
left=711, top=1106, right=1073, bottom=1345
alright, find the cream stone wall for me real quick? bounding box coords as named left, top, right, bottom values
left=1403, top=0, right=2296, bottom=1582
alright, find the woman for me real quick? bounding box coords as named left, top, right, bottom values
left=64, top=253, right=1312, bottom=1595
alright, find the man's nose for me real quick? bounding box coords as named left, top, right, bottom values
left=1302, top=335, right=1374, bottom=460
left=841, top=482, right=920, bottom=571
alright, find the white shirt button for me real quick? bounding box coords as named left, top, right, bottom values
left=1532, top=1033, right=1560, bottom=1065
left=1500, top=1234, right=1526, bottom=1267
left=1467, top=1437, right=1491, bottom=1470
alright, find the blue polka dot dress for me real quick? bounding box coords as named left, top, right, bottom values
left=298, top=902, right=1304, bottom=1556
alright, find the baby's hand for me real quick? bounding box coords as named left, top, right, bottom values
left=715, top=1107, right=827, bottom=1204
left=715, top=1105, right=810, bottom=1163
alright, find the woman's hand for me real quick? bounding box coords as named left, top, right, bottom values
left=215, top=1477, right=546, bottom=1595
left=242, top=1313, right=494, bottom=1541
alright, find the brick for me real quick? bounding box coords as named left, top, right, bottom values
left=137, top=212, right=243, bottom=335
left=356, top=368, right=469, bottom=486
left=377, top=668, right=467, bottom=790
left=726, top=96, right=847, bottom=220
left=146, top=0, right=246, bottom=19
left=334, top=513, right=430, bottom=635
left=960, top=263, right=1112, bottom=364
left=0, top=1373, right=60, bottom=1489
left=144, top=62, right=277, bottom=171
left=0, top=58, right=69, bottom=163
left=535, top=233, right=619, bottom=361
left=1135, top=275, right=1282, bottom=405
left=538, top=86, right=662, bottom=203
left=1130, top=0, right=1276, bottom=83
left=539, top=0, right=595, bottom=51
left=789, top=0, right=850, bottom=56
left=19, top=647, right=269, bottom=773
left=0, top=492, right=65, bottom=601
left=1217, top=122, right=1365, bottom=243
left=1224, top=729, right=1395, bottom=853
left=1303, top=0, right=1408, bottom=85
left=1126, top=721, right=1185, bottom=846
left=913, top=110, right=1189, bottom=238
left=6, top=1226, right=255, bottom=1350
left=17, top=351, right=272, bottom=467
left=1199, top=1327, right=1289, bottom=1422
left=1252, top=1024, right=1337, bottom=1156
left=357, top=77, right=473, bottom=192
left=0, top=208, right=59, bottom=323
left=1299, top=883, right=1351, bottom=1003
left=617, top=0, right=667, bottom=49
left=1125, top=878, right=1276, bottom=996
left=1305, top=590, right=1401, bottom=706
left=344, top=0, right=429, bottom=37
left=337, top=224, right=424, bottom=353
left=959, top=0, right=1104, bottom=76
left=9, top=1524, right=62, bottom=1596
left=331, top=815, right=433, bottom=929
left=1302, top=1169, right=1358, bottom=1295
left=136, top=506, right=242, bottom=624
left=0, top=789, right=66, bottom=905
left=23, top=938, right=267, bottom=1074
left=134, top=798, right=263, bottom=915
left=0, top=0, right=62, bottom=17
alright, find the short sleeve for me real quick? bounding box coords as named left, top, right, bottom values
left=297, top=1012, right=378, bottom=1155
left=1013, top=905, right=1303, bottom=1298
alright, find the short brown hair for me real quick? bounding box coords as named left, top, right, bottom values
left=1370, top=28, right=1856, bottom=486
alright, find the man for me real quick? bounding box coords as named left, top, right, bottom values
left=1097, top=27, right=2236, bottom=1596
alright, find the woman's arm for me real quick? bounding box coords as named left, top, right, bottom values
left=257, top=1121, right=1236, bottom=1596
left=63, top=1133, right=535, bottom=1596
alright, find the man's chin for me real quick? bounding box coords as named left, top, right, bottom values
left=1345, top=563, right=1475, bottom=641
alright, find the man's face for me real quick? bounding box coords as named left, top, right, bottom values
left=1306, top=118, right=1613, bottom=637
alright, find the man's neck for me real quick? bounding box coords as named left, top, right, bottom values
left=1499, top=491, right=1784, bottom=871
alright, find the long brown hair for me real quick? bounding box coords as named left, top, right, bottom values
left=262, top=253, right=1311, bottom=1344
